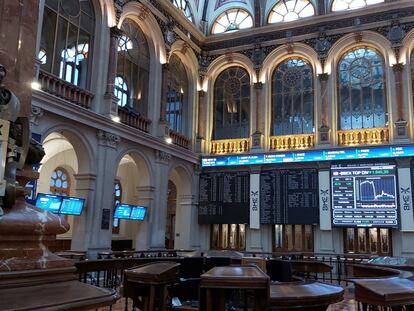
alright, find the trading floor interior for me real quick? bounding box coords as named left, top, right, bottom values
left=2, top=0, right=414, bottom=310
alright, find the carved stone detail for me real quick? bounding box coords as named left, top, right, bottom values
left=97, top=130, right=121, bottom=148
left=155, top=150, right=171, bottom=164
left=30, top=106, right=44, bottom=128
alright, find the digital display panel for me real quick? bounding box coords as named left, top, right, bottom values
left=114, top=204, right=132, bottom=219
left=35, top=193, right=62, bottom=213
left=331, top=163, right=398, bottom=227
left=60, top=197, right=85, bottom=215
left=130, top=206, right=147, bottom=220
left=201, top=144, right=414, bottom=167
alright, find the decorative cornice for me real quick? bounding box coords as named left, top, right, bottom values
left=97, top=130, right=120, bottom=148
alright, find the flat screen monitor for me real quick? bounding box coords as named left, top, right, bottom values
left=130, top=206, right=147, bottom=220
left=60, top=196, right=85, bottom=215
left=331, top=163, right=398, bottom=228
left=114, top=204, right=132, bottom=219
left=35, top=193, right=62, bottom=213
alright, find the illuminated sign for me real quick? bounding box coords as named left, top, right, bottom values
left=201, top=145, right=414, bottom=167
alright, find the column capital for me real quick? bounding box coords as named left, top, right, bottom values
left=97, top=130, right=121, bottom=148
left=392, top=62, right=405, bottom=72
left=198, top=90, right=205, bottom=97
left=154, top=150, right=171, bottom=164
left=109, top=26, right=123, bottom=39
left=318, top=73, right=330, bottom=82
left=254, top=82, right=263, bottom=89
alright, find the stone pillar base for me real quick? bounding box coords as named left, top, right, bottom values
left=103, top=93, right=119, bottom=118
left=251, top=131, right=264, bottom=152
left=319, top=125, right=330, bottom=144
left=195, top=136, right=205, bottom=153
left=395, top=120, right=408, bottom=140
left=157, top=120, right=170, bottom=139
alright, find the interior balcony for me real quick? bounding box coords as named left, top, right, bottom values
left=269, top=134, right=315, bottom=151
left=337, top=127, right=389, bottom=146
left=210, top=138, right=250, bottom=154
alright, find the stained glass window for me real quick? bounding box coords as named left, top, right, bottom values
left=171, top=0, right=194, bottom=22
left=112, top=181, right=122, bottom=234
left=268, top=0, right=315, bottom=24
left=211, top=9, right=253, bottom=34
left=332, top=0, right=383, bottom=12
left=117, top=19, right=150, bottom=115
left=272, top=58, right=314, bottom=135
left=338, top=47, right=387, bottom=130
left=114, top=76, right=128, bottom=107
left=40, top=0, right=95, bottom=89
left=213, top=66, right=250, bottom=139
left=50, top=167, right=70, bottom=196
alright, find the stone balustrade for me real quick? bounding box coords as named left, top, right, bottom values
left=270, top=134, right=315, bottom=150
left=169, top=129, right=190, bottom=149
left=210, top=138, right=250, bottom=154
left=337, top=128, right=389, bottom=146
left=118, top=107, right=151, bottom=133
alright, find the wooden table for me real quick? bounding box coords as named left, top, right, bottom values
left=353, top=277, right=414, bottom=310
left=123, top=261, right=180, bottom=311
left=269, top=280, right=344, bottom=310
left=200, top=265, right=269, bottom=311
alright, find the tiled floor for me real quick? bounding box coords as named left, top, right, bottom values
left=110, top=285, right=358, bottom=311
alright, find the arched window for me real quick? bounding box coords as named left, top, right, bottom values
left=114, top=76, right=129, bottom=107
left=166, top=55, right=188, bottom=133
left=211, top=9, right=253, bottom=34
left=50, top=167, right=71, bottom=196
left=332, top=0, right=383, bottom=12
left=213, top=66, right=250, bottom=140
left=40, top=0, right=95, bottom=89
left=172, top=0, right=194, bottom=22
left=268, top=0, right=315, bottom=24
left=338, top=47, right=387, bottom=130
left=112, top=181, right=122, bottom=234
left=272, top=58, right=314, bottom=135
left=117, top=19, right=150, bottom=115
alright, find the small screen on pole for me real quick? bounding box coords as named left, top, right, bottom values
left=60, top=197, right=85, bottom=215
left=35, top=193, right=62, bottom=213
left=130, top=206, right=147, bottom=220
left=114, top=204, right=132, bottom=219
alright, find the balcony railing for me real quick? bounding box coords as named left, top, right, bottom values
left=210, top=138, right=250, bottom=154
left=270, top=134, right=315, bottom=151
left=337, top=128, right=389, bottom=146
left=118, top=107, right=151, bottom=133
left=169, top=129, right=190, bottom=149
left=38, top=69, right=93, bottom=109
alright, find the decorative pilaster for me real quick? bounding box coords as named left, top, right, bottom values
left=104, top=26, right=123, bottom=117
left=318, top=73, right=330, bottom=144
left=252, top=82, right=264, bottom=151
left=393, top=63, right=408, bottom=138
left=196, top=90, right=206, bottom=153
left=158, top=63, right=170, bottom=138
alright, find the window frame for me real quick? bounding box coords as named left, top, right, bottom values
left=112, top=180, right=122, bottom=235
left=50, top=166, right=71, bottom=196
left=331, top=0, right=384, bottom=12
left=268, top=0, right=316, bottom=24
left=211, top=8, right=254, bottom=34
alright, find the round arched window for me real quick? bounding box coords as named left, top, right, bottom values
left=268, top=0, right=315, bottom=24
left=211, top=9, right=253, bottom=34
left=50, top=167, right=71, bottom=196
left=332, top=0, right=383, bottom=12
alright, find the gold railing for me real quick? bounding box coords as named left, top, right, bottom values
left=337, top=128, right=389, bottom=146
left=118, top=107, right=151, bottom=133
left=269, top=134, right=315, bottom=150
left=169, top=129, right=191, bottom=149
left=38, top=69, right=94, bottom=109
left=210, top=138, right=250, bottom=154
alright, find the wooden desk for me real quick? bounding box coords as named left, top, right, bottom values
left=353, top=277, right=414, bottom=309
left=123, top=261, right=180, bottom=311
left=200, top=265, right=269, bottom=311
left=269, top=280, right=344, bottom=311
left=290, top=260, right=332, bottom=274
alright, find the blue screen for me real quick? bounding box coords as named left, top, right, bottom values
left=202, top=144, right=414, bottom=168
left=35, top=193, right=62, bottom=213
left=114, top=204, right=132, bottom=219
left=130, top=206, right=146, bottom=220
left=60, top=197, right=85, bottom=215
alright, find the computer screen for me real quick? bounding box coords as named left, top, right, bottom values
left=59, top=197, right=85, bottom=215
left=130, top=206, right=147, bottom=220
left=35, top=193, right=62, bottom=213
left=114, top=204, right=132, bottom=219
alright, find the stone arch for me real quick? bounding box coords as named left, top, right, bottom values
left=168, top=40, right=199, bottom=140
left=40, top=124, right=95, bottom=175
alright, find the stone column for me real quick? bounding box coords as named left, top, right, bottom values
left=149, top=150, right=170, bottom=249
left=174, top=194, right=197, bottom=249
left=393, top=63, right=408, bottom=138
left=251, top=82, right=264, bottom=151
left=86, top=130, right=120, bottom=258
left=318, top=73, right=330, bottom=144
left=70, top=173, right=97, bottom=251
left=0, top=0, right=39, bottom=116
left=196, top=90, right=206, bottom=153
left=158, top=64, right=170, bottom=138
left=133, top=186, right=155, bottom=250
left=103, top=27, right=123, bottom=117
